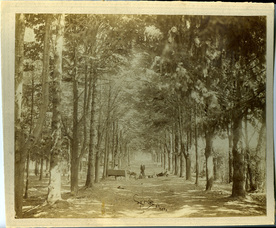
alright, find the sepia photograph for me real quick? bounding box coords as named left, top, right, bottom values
left=1, top=1, right=275, bottom=227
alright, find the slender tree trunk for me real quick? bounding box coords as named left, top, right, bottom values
left=163, top=147, right=166, bottom=170
left=35, top=160, right=39, bottom=176
left=71, top=51, right=79, bottom=195
left=195, top=119, right=199, bottom=185
left=45, top=157, right=49, bottom=177
left=227, top=124, right=233, bottom=183
left=39, top=157, right=44, bottom=181
left=24, top=74, right=35, bottom=198
left=179, top=152, right=184, bottom=177
left=113, top=122, right=119, bottom=167
left=111, top=121, right=115, bottom=167
left=213, top=157, right=217, bottom=181
left=105, top=124, right=111, bottom=178
left=95, top=103, right=103, bottom=183
left=168, top=151, right=171, bottom=172
left=95, top=147, right=100, bottom=183
left=102, top=129, right=109, bottom=179
left=174, top=124, right=179, bottom=176
left=127, top=146, right=130, bottom=166
left=205, top=130, right=214, bottom=191
left=185, top=132, right=192, bottom=181
left=244, top=112, right=256, bottom=191
left=24, top=151, right=30, bottom=199
left=47, top=14, right=65, bottom=204
left=160, top=143, right=163, bottom=167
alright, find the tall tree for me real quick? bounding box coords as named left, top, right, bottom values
left=15, top=14, right=52, bottom=217
left=14, top=13, right=26, bottom=218
left=47, top=14, right=65, bottom=203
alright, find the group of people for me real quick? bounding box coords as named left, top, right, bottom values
left=128, top=165, right=168, bottom=179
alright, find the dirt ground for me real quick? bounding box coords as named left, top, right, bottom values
left=22, top=162, right=266, bottom=218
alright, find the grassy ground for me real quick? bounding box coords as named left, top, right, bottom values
left=22, top=162, right=266, bottom=218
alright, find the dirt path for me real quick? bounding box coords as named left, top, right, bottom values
left=22, top=164, right=266, bottom=218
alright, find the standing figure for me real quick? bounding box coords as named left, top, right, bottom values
left=140, top=165, right=146, bottom=179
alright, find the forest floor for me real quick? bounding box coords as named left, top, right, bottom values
left=22, top=162, right=266, bottom=218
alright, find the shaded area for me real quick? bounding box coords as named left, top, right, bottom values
left=22, top=163, right=265, bottom=218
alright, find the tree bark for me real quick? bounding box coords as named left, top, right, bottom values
left=23, top=151, right=30, bottom=199
left=39, top=157, right=44, bottom=181
left=71, top=49, right=79, bottom=195
left=15, top=14, right=52, bottom=216
left=102, top=127, right=109, bottom=179
left=244, top=112, right=256, bottom=191
left=35, top=160, right=39, bottom=176
left=231, top=115, right=245, bottom=197
left=85, top=70, right=97, bottom=188
left=14, top=13, right=26, bottom=218
left=195, top=126, right=199, bottom=185
left=255, top=121, right=266, bottom=192
left=45, top=156, right=49, bottom=177
left=184, top=133, right=192, bottom=181
left=47, top=14, right=65, bottom=204
left=231, top=71, right=246, bottom=198
left=179, top=152, right=184, bottom=178
left=174, top=124, right=179, bottom=176
left=185, top=154, right=191, bottom=181
left=227, top=124, right=233, bottom=183
left=205, top=130, right=214, bottom=191
left=95, top=105, right=103, bottom=183
left=24, top=72, right=36, bottom=197
left=213, top=157, right=217, bottom=181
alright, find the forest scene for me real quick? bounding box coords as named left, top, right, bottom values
left=14, top=14, right=267, bottom=219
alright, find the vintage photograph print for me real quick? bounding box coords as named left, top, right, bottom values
left=2, top=1, right=274, bottom=227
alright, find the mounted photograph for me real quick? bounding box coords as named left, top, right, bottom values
left=2, top=1, right=274, bottom=227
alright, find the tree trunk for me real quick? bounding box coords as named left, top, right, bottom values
left=185, top=133, right=192, bottom=181
left=102, top=129, right=109, bottom=179
left=213, top=157, right=217, bottom=181
left=71, top=51, right=79, bottom=195
left=194, top=106, right=199, bottom=185
left=24, top=73, right=35, bottom=198
left=244, top=113, right=256, bottom=191
left=95, top=103, right=103, bottom=183
left=231, top=115, right=245, bottom=197
left=163, top=146, right=167, bottom=170
left=185, top=154, right=191, bottom=181
left=255, top=121, right=266, bottom=192
left=195, top=123, right=199, bottom=185
left=174, top=125, right=179, bottom=176
left=47, top=14, right=65, bottom=204
left=35, top=160, right=39, bottom=176
left=95, top=147, right=100, bottom=183
left=39, top=157, right=44, bottom=181
left=14, top=13, right=26, bottom=218
left=168, top=151, right=171, bottom=172
left=70, top=157, right=79, bottom=194
left=231, top=71, right=246, bottom=198
left=179, top=152, right=184, bottom=178
left=23, top=151, right=30, bottom=199
left=15, top=14, right=52, bottom=216
left=205, top=130, right=214, bottom=191
left=85, top=72, right=97, bottom=188
left=127, top=146, right=130, bottom=166
left=227, top=124, right=233, bottom=183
